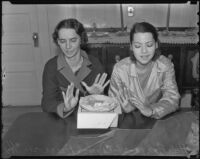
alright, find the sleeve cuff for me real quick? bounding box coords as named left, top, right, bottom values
left=57, top=103, right=74, bottom=118
left=150, top=100, right=178, bottom=119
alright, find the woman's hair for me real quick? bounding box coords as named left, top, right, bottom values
left=129, top=22, right=160, bottom=62
left=52, top=18, right=88, bottom=50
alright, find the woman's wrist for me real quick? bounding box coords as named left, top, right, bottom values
left=63, top=103, right=71, bottom=112
left=63, top=106, right=68, bottom=112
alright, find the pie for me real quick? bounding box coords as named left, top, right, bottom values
left=79, top=95, right=118, bottom=112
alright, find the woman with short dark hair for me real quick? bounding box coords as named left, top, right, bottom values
left=41, top=19, right=110, bottom=118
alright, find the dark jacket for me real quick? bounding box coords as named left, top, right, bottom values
left=41, top=50, right=104, bottom=118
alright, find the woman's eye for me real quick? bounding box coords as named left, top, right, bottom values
left=71, top=38, right=77, bottom=42
left=58, top=39, right=66, bottom=43
left=134, top=45, right=141, bottom=48
left=147, top=43, right=153, bottom=47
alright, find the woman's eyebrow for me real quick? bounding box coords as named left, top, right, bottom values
left=70, top=37, right=78, bottom=40
left=58, top=37, right=78, bottom=40
left=133, top=41, right=154, bottom=44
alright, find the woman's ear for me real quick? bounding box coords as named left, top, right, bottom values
left=155, top=42, right=158, bottom=49
left=130, top=44, right=133, bottom=51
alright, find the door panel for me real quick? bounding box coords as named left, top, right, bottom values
left=2, top=2, right=43, bottom=106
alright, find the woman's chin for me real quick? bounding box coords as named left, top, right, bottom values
left=136, top=60, right=153, bottom=68
left=64, top=52, right=78, bottom=58
left=139, top=60, right=151, bottom=65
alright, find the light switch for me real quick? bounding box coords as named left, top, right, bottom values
left=128, top=6, right=135, bottom=17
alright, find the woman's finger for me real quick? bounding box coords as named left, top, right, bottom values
left=75, top=89, right=80, bottom=100
left=99, top=73, right=107, bottom=85
left=136, top=99, right=144, bottom=107
left=62, top=91, right=66, bottom=101
left=118, top=90, right=126, bottom=102
left=129, top=96, right=143, bottom=105
left=71, top=89, right=79, bottom=109
left=117, top=93, right=124, bottom=104
left=102, top=79, right=110, bottom=89
left=129, top=97, right=139, bottom=104
left=133, top=103, right=143, bottom=110
left=94, top=73, right=100, bottom=84
left=70, top=83, right=74, bottom=96
left=128, top=89, right=138, bottom=98
left=81, top=81, right=89, bottom=90
left=135, top=102, right=146, bottom=111
left=66, top=83, right=72, bottom=97
left=123, top=86, right=130, bottom=100
left=129, top=96, right=141, bottom=105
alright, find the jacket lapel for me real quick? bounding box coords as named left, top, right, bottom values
left=76, top=51, right=92, bottom=82
left=143, top=62, right=158, bottom=97
left=144, top=60, right=166, bottom=97
left=57, top=51, right=91, bottom=93
left=129, top=57, right=168, bottom=104
left=129, top=61, right=145, bottom=103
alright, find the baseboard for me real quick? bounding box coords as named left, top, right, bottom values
left=2, top=105, right=41, bottom=108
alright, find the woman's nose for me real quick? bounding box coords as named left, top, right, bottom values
left=141, top=45, right=147, bottom=53
left=66, top=41, right=71, bottom=49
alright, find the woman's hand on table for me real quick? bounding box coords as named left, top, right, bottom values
left=129, top=97, right=153, bottom=117
left=119, top=86, right=153, bottom=117
left=62, top=83, right=79, bottom=112
left=81, top=73, right=110, bottom=95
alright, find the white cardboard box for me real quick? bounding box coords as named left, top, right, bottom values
left=77, top=104, right=122, bottom=129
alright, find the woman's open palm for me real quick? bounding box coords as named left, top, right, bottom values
left=81, top=73, right=110, bottom=94
left=62, top=83, right=79, bottom=112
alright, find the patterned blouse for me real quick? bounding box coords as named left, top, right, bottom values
left=108, top=55, right=180, bottom=119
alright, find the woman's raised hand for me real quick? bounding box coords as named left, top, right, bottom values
left=62, top=83, right=79, bottom=112
left=81, top=73, right=110, bottom=95
left=117, top=86, right=130, bottom=111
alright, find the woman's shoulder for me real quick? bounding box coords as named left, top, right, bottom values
left=156, top=55, right=173, bottom=70
left=46, top=55, right=58, bottom=64
left=114, top=57, right=131, bottom=69
left=88, top=54, right=99, bottom=62
left=158, top=55, right=172, bottom=64
left=111, top=57, right=132, bottom=76
left=44, top=56, right=58, bottom=69
left=87, top=54, right=103, bottom=68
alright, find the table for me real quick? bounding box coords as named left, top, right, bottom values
left=2, top=108, right=199, bottom=157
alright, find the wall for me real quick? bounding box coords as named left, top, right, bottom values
left=47, top=3, right=198, bottom=29
left=170, top=3, right=199, bottom=27
left=46, top=4, right=77, bottom=57
left=46, top=3, right=199, bottom=56
left=123, top=3, right=198, bottom=28
left=123, top=4, right=168, bottom=29
left=76, top=4, right=121, bottom=28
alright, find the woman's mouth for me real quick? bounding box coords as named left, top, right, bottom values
left=65, top=50, right=73, bottom=54
left=140, top=55, right=150, bottom=60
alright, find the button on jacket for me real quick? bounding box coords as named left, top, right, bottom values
left=108, top=55, right=180, bottom=119
left=41, top=50, right=104, bottom=118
